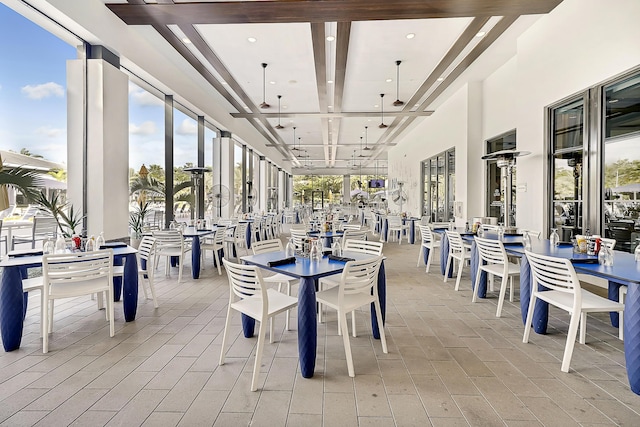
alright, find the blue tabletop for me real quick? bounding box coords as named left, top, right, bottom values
left=240, top=250, right=373, bottom=279
left=307, top=231, right=344, bottom=238
left=181, top=226, right=218, bottom=238
left=0, top=245, right=138, bottom=268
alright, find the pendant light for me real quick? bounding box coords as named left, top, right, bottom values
left=259, top=63, right=270, bottom=109
left=379, top=93, right=388, bottom=128
left=358, top=137, right=366, bottom=157
left=291, top=126, right=298, bottom=151
left=363, top=126, right=371, bottom=150
left=275, top=95, right=284, bottom=129
left=393, top=60, right=404, bottom=107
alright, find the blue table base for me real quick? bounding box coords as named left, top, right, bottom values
left=469, top=242, right=487, bottom=298
left=439, top=234, right=454, bottom=278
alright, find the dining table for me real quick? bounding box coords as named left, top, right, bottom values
left=307, top=230, right=344, bottom=247
left=240, top=250, right=386, bottom=379
left=181, top=226, right=218, bottom=279
left=0, top=245, right=139, bottom=352
left=464, top=232, right=640, bottom=395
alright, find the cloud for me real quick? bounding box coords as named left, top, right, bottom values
left=21, top=82, right=64, bottom=99
left=35, top=126, right=65, bottom=138
left=129, top=83, right=164, bottom=106
left=176, top=118, right=197, bottom=135
left=129, top=121, right=157, bottom=135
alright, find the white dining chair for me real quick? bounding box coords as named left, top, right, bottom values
left=11, top=215, right=58, bottom=250
left=318, top=239, right=384, bottom=336
left=473, top=237, right=521, bottom=317
left=444, top=230, right=471, bottom=291
left=153, top=229, right=191, bottom=283
left=387, top=216, right=409, bottom=244
left=316, top=255, right=387, bottom=377
left=219, top=258, right=298, bottom=391
left=201, top=227, right=227, bottom=275
left=417, top=224, right=440, bottom=273
left=41, top=249, right=115, bottom=353
left=136, top=236, right=159, bottom=307
left=251, top=238, right=298, bottom=330
left=523, top=250, right=624, bottom=373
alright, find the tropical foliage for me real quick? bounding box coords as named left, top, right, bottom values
left=35, top=191, right=84, bottom=237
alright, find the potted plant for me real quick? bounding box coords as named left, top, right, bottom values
left=129, top=196, right=149, bottom=248
left=36, top=191, right=84, bottom=237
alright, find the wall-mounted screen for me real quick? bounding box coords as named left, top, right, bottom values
left=368, top=179, right=385, bottom=188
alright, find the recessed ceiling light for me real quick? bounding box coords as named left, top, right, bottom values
left=386, top=78, right=393, bottom=83
left=247, top=37, right=257, bottom=43
left=609, top=99, right=619, bottom=103
left=374, top=104, right=379, bottom=108
left=282, top=105, right=288, bottom=109
left=475, top=31, right=486, bottom=38
left=327, top=80, right=334, bottom=84
left=269, top=81, right=276, bottom=85
left=414, top=103, right=420, bottom=107
left=328, top=105, right=333, bottom=109
left=326, top=35, right=335, bottom=42
left=182, top=37, right=191, bottom=44
left=437, top=77, right=444, bottom=81
left=406, top=33, right=415, bottom=39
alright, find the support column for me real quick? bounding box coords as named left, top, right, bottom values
left=287, top=174, right=294, bottom=208
left=259, top=157, right=267, bottom=213
left=343, top=175, right=351, bottom=205
left=278, top=168, right=285, bottom=211
left=197, top=116, right=205, bottom=219
left=164, top=95, right=174, bottom=227
left=241, top=145, right=247, bottom=214
left=67, top=49, right=128, bottom=240
left=213, top=131, right=234, bottom=218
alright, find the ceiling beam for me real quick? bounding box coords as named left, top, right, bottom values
left=231, top=111, right=434, bottom=118
left=107, top=0, right=563, bottom=25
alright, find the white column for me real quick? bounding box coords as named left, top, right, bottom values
left=343, top=175, right=351, bottom=205
left=259, top=157, right=267, bottom=213
left=287, top=174, right=294, bottom=208
left=213, top=131, right=234, bottom=218
left=278, top=169, right=285, bottom=211
left=67, top=58, right=128, bottom=240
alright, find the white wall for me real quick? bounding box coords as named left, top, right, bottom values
left=388, top=0, right=640, bottom=234
left=388, top=85, right=473, bottom=223
left=515, top=0, right=640, bottom=234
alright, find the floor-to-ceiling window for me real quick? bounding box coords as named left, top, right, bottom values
left=204, top=125, right=215, bottom=219
left=422, top=149, right=455, bottom=222
left=0, top=4, right=77, bottom=207
left=486, top=131, right=517, bottom=224
left=233, top=142, right=243, bottom=214
left=173, top=108, right=197, bottom=221
left=547, top=66, right=640, bottom=251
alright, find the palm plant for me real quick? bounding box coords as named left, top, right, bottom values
left=129, top=198, right=149, bottom=238
left=35, top=191, right=84, bottom=237
left=0, top=165, right=44, bottom=202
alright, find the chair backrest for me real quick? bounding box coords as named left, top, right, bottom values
left=420, top=215, right=430, bottom=225
left=138, top=236, right=156, bottom=262
left=222, top=258, right=266, bottom=303
left=251, top=238, right=283, bottom=254
left=600, top=237, right=616, bottom=249
left=387, top=216, right=402, bottom=226
left=213, top=226, right=227, bottom=244
left=290, top=229, right=307, bottom=249
left=524, top=250, right=580, bottom=295
left=0, top=205, right=15, bottom=220
left=342, top=224, right=361, bottom=231
left=33, top=216, right=58, bottom=238
left=43, top=249, right=114, bottom=298
left=430, top=221, right=453, bottom=230
left=519, top=229, right=541, bottom=239
left=418, top=224, right=436, bottom=245
left=474, top=236, right=507, bottom=266
left=343, top=239, right=383, bottom=256
left=479, top=224, right=499, bottom=232
left=338, top=256, right=383, bottom=298
left=342, top=229, right=367, bottom=246
left=234, top=221, right=248, bottom=239
left=445, top=230, right=465, bottom=252
left=153, top=229, right=184, bottom=249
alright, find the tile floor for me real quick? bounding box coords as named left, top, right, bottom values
left=1, top=231, right=640, bottom=426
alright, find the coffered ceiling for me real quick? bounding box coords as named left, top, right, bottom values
left=104, top=0, right=563, bottom=174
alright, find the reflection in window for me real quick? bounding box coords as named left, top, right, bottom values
left=174, top=109, right=197, bottom=221
left=422, top=149, right=455, bottom=222
left=550, top=99, right=584, bottom=241
left=486, top=131, right=516, bottom=222
left=605, top=74, right=640, bottom=139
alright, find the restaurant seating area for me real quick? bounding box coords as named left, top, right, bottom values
left=1, top=228, right=639, bottom=425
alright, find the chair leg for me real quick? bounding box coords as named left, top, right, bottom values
left=561, top=310, right=581, bottom=373
left=509, top=276, right=515, bottom=302
left=178, top=256, right=184, bottom=283
left=285, top=283, right=291, bottom=331
left=108, top=289, right=115, bottom=337
left=219, top=305, right=233, bottom=365
left=252, top=320, right=267, bottom=391
left=454, top=257, right=464, bottom=291
left=216, top=250, right=222, bottom=276
left=444, top=255, right=452, bottom=283
left=339, top=310, right=355, bottom=377
left=416, top=248, right=422, bottom=267
left=426, top=247, right=434, bottom=273
left=496, top=275, right=508, bottom=317
left=523, top=295, right=537, bottom=344
left=472, top=268, right=482, bottom=302
left=42, top=297, right=49, bottom=353
left=579, top=312, right=587, bottom=345
left=373, top=298, right=388, bottom=354
left=351, top=311, right=357, bottom=338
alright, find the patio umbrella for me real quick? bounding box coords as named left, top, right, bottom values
left=350, top=189, right=369, bottom=198
left=0, top=154, right=10, bottom=211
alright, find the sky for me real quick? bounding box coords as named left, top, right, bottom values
left=0, top=3, right=215, bottom=171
